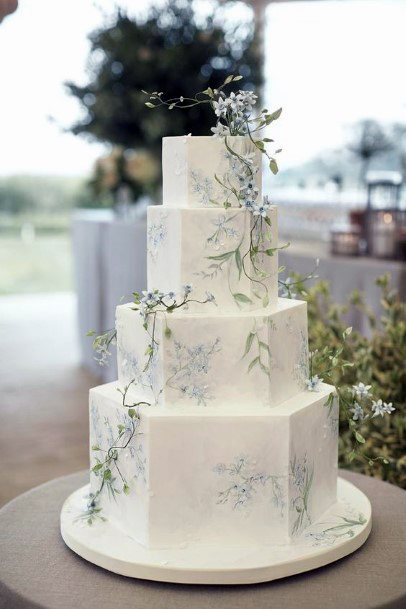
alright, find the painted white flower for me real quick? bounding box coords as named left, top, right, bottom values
left=165, top=291, right=176, bottom=300
left=305, top=375, right=323, bottom=392
left=205, top=291, right=216, bottom=302
left=350, top=402, right=365, bottom=421
left=352, top=382, right=372, bottom=399
left=371, top=400, right=395, bottom=417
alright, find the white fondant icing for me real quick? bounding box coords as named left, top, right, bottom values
left=162, top=136, right=262, bottom=208
left=116, top=298, right=309, bottom=409
left=147, top=205, right=278, bottom=312
left=89, top=381, right=337, bottom=549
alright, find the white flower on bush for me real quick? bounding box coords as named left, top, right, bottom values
left=205, top=291, right=216, bottom=302
left=305, top=375, right=323, bottom=392
left=352, top=382, right=372, bottom=399
left=350, top=403, right=365, bottom=421
left=371, top=399, right=395, bottom=418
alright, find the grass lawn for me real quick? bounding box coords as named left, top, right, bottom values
left=0, top=233, right=73, bottom=294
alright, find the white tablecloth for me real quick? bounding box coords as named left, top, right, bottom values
left=72, top=209, right=147, bottom=382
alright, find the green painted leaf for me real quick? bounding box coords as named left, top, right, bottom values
left=128, top=408, right=136, bottom=418
left=91, top=445, right=101, bottom=451
left=259, top=341, right=271, bottom=354
left=248, top=356, right=260, bottom=373
left=235, top=249, right=243, bottom=279
left=207, top=250, right=234, bottom=262
left=164, top=326, right=172, bottom=339
left=233, top=293, right=253, bottom=304
left=103, top=469, right=112, bottom=480
left=145, top=102, right=155, bottom=108
left=123, top=483, right=130, bottom=495
left=92, top=463, right=103, bottom=472
left=243, top=332, right=256, bottom=357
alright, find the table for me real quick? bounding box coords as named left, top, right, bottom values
left=279, top=242, right=406, bottom=336
left=0, top=471, right=405, bottom=609
left=71, top=209, right=147, bottom=382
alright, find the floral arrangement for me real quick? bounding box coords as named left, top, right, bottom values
left=144, top=75, right=288, bottom=307
left=144, top=74, right=282, bottom=175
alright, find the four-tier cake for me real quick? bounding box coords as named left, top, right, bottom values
left=87, top=134, right=339, bottom=549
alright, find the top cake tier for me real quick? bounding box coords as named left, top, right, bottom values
left=162, top=135, right=262, bottom=208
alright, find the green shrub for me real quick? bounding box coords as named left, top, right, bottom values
left=304, top=274, right=405, bottom=488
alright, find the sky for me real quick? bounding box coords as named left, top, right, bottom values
left=0, top=0, right=405, bottom=176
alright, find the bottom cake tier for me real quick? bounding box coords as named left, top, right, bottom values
left=88, top=382, right=338, bottom=549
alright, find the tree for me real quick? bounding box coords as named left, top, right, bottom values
left=66, top=0, right=262, bottom=158
left=347, top=120, right=393, bottom=187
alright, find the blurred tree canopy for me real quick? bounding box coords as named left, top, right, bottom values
left=66, top=0, right=262, bottom=154
left=347, top=120, right=394, bottom=186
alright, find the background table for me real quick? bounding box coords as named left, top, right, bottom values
left=0, top=471, right=405, bottom=609
left=72, top=209, right=147, bottom=382
left=279, top=241, right=406, bottom=336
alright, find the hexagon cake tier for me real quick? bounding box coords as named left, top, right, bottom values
left=89, top=381, right=338, bottom=549
left=116, top=298, right=309, bottom=409
left=162, top=136, right=263, bottom=208
left=147, top=206, right=278, bottom=312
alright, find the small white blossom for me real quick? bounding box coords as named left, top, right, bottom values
left=305, top=375, right=323, bottom=392
left=182, top=283, right=193, bottom=296
left=352, top=382, right=372, bottom=399
left=253, top=200, right=271, bottom=217
left=350, top=403, right=365, bottom=421
left=205, top=291, right=215, bottom=302
left=213, top=97, right=229, bottom=118
left=371, top=400, right=395, bottom=418
left=141, top=290, right=160, bottom=306
left=210, top=122, right=230, bottom=137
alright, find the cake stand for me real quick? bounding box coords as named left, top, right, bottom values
left=60, top=476, right=371, bottom=585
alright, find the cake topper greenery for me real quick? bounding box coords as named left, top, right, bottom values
left=144, top=74, right=289, bottom=307
left=144, top=74, right=282, bottom=176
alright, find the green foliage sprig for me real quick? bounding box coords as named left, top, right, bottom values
left=132, top=286, right=216, bottom=371
left=144, top=74, right=282, bottom=175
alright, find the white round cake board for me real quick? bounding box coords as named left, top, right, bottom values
left=60, top=477, right=371, bottom=585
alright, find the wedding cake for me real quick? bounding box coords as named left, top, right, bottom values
left=87, top=131, right=338, bottom=549
left=61, top=80, right=375, bottom=582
